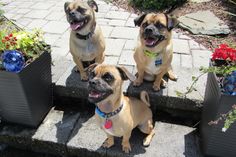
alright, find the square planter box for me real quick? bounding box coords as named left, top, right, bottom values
left=0, top=52, right=52, bottom=127
left=201, top=72, right=236, bottom=157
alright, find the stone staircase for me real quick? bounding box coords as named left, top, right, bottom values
left=0, top=105, right=203, bottom=157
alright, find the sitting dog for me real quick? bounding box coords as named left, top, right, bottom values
left=87, top=64, right=155, bottom=153
left=64, top=0, right=105, bottom=81
left=133, top=13, right=178, bottom=91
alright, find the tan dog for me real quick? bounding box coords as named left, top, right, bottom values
left=87, top=64, right=155, bottom=153
left=64, top=0, right=105, bottom=81
left=133, top=13, right=178, bottom=91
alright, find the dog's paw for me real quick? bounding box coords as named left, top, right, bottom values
left=102, top=138, right=114, bottom=148
left=161, top=79, right=167, bottom=88
left=133, top=79, right=142, bottom=87
left=80, top=74, right=88, bottom=81
left=152, top=84, right=161, bottom=91
left=122, top=144, right=131, bottom=153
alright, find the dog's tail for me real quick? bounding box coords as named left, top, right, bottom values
left=140, top=91, right=150, bottom=107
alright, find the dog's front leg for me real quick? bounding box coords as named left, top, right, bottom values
left=133, top=51, right=145, bottom=86
left=122, top=132, right=132, bottom=153
left=72, top=55, right=88, bottom=81
left=102, top=133, right=114, bottom=148
left=95, top=52, right=105, bottom=64
left=153, top=69, right=167, bottom=91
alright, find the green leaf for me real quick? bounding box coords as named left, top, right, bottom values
left=175, top=90, right=183, bottom=97
left=192, top=76, right=196, bottom=81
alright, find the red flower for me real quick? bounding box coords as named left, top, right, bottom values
left=2, top=39, right=5, bottom=43
left=211, top=44, right=236, bottom=61
left=9, top=33, right=13, bottom=37
left=13, top=37, right=17, bottom=41
left=5, top=36, right=10, bottom=41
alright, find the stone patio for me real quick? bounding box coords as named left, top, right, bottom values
left=0, top=0, right=212, bottom=156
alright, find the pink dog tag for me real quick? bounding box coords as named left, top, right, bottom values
left=104, top=119, right=112, bottom=129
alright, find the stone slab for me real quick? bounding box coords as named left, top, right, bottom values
left=67, top=113, right=107, bottom=157
left=30, top=2, right=55, bottom=10
left=24, top=10, right=51, bottom=19
left=127, top=81, right=168, bottom=115
left=110, top=27, right=139, bottom=39
left=52, top=57, right=72, bottom=83
left=105, top=38, right=126, bottom=56
left=100, top=26, right=113, bottom=38
left=105, top=11, right=130, bottom=20
left=173, top=39, right=190, bottom=54
left=178, top=11, right=230, bottom=35
left=106, top=122, right=202, bottom=157
left=118, top=50, right=136, bottom=66
left=124, top=39, right=136, bottom=50
left=27, top=19, right=48, bottom=29
left=127, top=66, right=204, bottom=119
left=45, top=12, right=65, bottom=21
left=192, top=50, right=211, bottom=68
left=42, top=21, right=69, bottom=34
left=181, top=54, right=193, bottom=68
left=31, top=108, right=80, bottom=155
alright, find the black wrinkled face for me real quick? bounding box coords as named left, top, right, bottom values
left=88, top=71, right=114, bottom=103
left=141, top=21, right=167, bottom=47
left=65, top=4, right=92, bottom=31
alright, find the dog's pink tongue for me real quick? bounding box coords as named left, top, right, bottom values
left=89, top=91, right=101, bottom=98
left=145, top=38, right=156, bottom=46
left=70, top=22, right=83, bottom=31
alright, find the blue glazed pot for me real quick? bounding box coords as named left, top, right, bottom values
left=2, top=50, right=25, bottom=73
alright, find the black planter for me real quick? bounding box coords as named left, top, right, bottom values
left=0, top=52, right=52, bottom=127
left=201, top=72, right=236, bottom=157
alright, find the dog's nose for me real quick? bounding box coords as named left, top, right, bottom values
left=69, top=11, right=76, bottom=17
left=89, top=79, right=98, bottom=86
left=144, top=27, right=154, bottom=35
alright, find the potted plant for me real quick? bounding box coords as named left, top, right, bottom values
left=0, top=29, right=52, bottom=127
left=200, top=44, right=236, bottom=157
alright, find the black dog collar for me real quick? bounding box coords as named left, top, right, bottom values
left=76, top=23, right=96, bottom=40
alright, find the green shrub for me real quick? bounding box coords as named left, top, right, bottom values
left=129, top=0, right=187, bottom=11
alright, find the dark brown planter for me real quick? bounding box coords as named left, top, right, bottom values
left=0, top=52, right=52, bottom=127
left=201, top=72, right=236, bottom=157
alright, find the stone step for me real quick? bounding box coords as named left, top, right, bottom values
left=53, top=59, right=206, bottom=121
left=0, top=107, right=203, bottom=157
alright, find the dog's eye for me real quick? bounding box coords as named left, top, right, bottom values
left=142, top=22, right=148, bottom=28
left=155, top=23, right=165, bottom=29
left=102, top=72, right=114, bottom=82
left=77, top=6, right=85, bottom=13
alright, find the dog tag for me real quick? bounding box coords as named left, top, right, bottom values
left=104, top=119, right=112, bottom=129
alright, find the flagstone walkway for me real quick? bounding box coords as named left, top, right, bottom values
left=1, top=0, right=211, bottom=97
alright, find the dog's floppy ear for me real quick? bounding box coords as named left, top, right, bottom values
left=87, top=0, right=98, bottom=12
left=116, top=66, right=136, bottom=81
left=64, top=2, right=70, bottom=12
left=165, top=14, right=179, bottom=31
left=134, top=13, right=147, bottom=27
left=86, top=63, right=98, bottom=74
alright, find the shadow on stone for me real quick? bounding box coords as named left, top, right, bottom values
left=65, top=66, right=89, bottom=98
left=106, top=128, right=147, bottom=157
left=67, top=112, right=107, bottom=157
